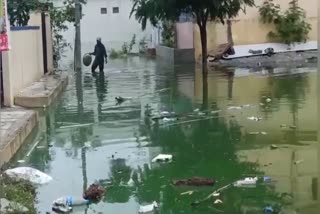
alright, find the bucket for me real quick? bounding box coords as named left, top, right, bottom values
left=83, top=54, right=92, bottom=66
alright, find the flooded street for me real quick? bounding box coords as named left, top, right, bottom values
left=12, top=59, right=319, bottom=213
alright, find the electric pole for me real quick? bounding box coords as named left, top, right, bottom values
left=74, top=0, right=81, bottom=72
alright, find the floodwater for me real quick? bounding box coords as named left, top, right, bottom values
left=12, top=59, right=319, bottom=213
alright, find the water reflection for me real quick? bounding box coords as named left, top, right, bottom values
left=12, top=59, right=318, bottom=213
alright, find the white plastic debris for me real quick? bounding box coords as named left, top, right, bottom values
left=212, top=192, right=220, bottom=197
left=198, top=112, right=206, bottom=116
left=152, top=154, right=173, bottom=163
left=234, top=177, right=258, bottom=187
left=181, top=190, right=194, bottom=196
left=249, top=132, right=259, bottom=135
left=249, top=131, right=267, bottom=135
left=160, top=111, right=170, bottom=116
left=139, top=201, right=158, bottom=213
left=162, top=117, right=177, bottom=122
left=4, top=167, right=53, bottom=185
left=242, top=104, right=251, bottom=108
left=228, top=106, right=242, bottom=110
left=193, top=108, right=200, bottom=112
left=247, top=116, right=262, bottom=121
left=266, top=98, right=272, bottom=103
left=127, top=178, right=135, bottom=187
left=294, top=159, right=304, bottom=165
left=214, top=199, right=223, bottom=204
left=52, top=202, right=72, bottom=213
left=83, top=142, right=92, bottom=148
left=211, top=110, right=221, bottom=114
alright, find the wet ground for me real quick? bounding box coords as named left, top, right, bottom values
left=11, top=58, right=320, bottom=213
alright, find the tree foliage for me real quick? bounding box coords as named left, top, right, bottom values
left=259, top=0, right=311, bottom=45
left=130, top=0, right=255, bottom=66
left=7, top=0, right=40, bottom=26
left=162, top=20, right=176, bottom=47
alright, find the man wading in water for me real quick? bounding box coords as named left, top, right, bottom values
left=90, top=37, right=107, bottom=73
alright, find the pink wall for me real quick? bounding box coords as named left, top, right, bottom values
left=176, top=22, right=194, bottom=49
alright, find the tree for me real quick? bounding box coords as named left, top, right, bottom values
left=259, top=0, right=311, bottom=45
left=130, top=0, right=255, bottom=67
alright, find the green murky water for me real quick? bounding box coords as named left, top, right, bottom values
left=12, top=58, right=319, bottom=213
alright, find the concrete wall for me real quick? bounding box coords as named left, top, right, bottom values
left=176, top=22, right=194, bottom=49
left=194, top=0, right=318, bottom=60
left=2, top=17, right=44, bottom=107
left=156, top=46, right=195, bottom=64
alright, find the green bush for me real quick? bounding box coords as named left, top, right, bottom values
left=259, top=0, right=311, bottom=45
left=0, top=176, right=37, bottom=214
left=109, top=49, right=121, bottom=59
left=161, top=20, right=176, bottom=48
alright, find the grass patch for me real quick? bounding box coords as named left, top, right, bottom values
left=0, top=175, right=37, bottom=214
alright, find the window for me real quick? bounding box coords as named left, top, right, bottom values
left=112, top=7, right=119, bottom=14
left=101, top=8, right=107, bottom=14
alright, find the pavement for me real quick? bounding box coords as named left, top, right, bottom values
left=0, top=72, right=69, bottom=168
left=0, top=108, right=38, bottom=168
left=14, top=73, right=68, bottom=108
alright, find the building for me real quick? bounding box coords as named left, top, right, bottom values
left=58, top=0, right=156, bottom=54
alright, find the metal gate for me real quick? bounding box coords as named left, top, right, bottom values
left=41, top=12, right=48, bottom=74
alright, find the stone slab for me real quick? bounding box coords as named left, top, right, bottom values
left=14, top=73, right=68, bottom=108
left=0, top=108, right=38, bottom=168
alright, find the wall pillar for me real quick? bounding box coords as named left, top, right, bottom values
left=2, top=50, right=13, bottom=107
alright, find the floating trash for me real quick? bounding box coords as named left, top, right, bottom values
left=212, top=192, right=220, bottom=197
left=127, top=178, right=135, bottom=187
left=294, top=159, right=304, bottom=165
left=270, top=144, right=278, bottom=150
left=139, top=201, right=158, bottom=213
left=214, top=199, right=223, bottom=204
left=152, top=154, right=173, bottom=163
left=180, top=190, right=194, bottom=196
left=249, top=131, right=267, bottom=135
left=198, top=112, right=206, bottom=116
left=162, top=117, right=177, bottom=122
left=228, top=106, right=242, bottom=110
left=173, top=177, right=215, bottom=186
left=263, top=206, right=274, bottom=213
left=263, top=176, right=272, bottom=182
left=234, top=177, right=258, bottom=187
left=36, top=146, right=46, bottom=149
left=266, top=98, right=272, bottom=103
left=52, top=196, right=89, bottom=213
left=211, top=110, right=221, bottom=114
left=247, top=116, right=262, bottom=121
